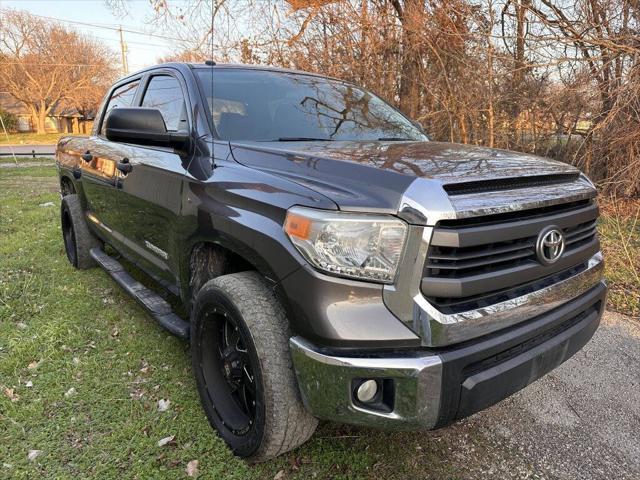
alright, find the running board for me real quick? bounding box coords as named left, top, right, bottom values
left=90, top=248, right=190, bottom=339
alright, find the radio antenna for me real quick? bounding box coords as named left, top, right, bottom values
left=209, top=1, right=215, bottom=169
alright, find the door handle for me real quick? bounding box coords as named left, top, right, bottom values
left=117, top=158, right=132, bottom=174
left=81, top=151, right=93, bottom=162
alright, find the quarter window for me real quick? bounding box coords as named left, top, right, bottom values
left=100, top=80, right=139, bottom=135
left=141, top=75, right=187, bottom=132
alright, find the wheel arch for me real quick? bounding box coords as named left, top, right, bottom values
left=180, top=237, right=289, bottom=309
left=180, top=236, right=301, bottom=333
left=59, top=173, right=77, bottom=196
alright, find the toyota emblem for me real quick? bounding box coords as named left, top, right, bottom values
left=536, top=226, right=565, bottom=265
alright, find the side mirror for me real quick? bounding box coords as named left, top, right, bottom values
left=104, top=108, right=189, bottom=149
left=411, top=119, right=428, bottom=137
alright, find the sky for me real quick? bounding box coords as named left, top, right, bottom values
left=1, top=0, right=178, bottom=72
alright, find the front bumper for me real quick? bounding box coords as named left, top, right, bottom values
left=290, top=281, right=606, bottom=429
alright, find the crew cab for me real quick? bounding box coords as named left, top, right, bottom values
left=56, top=62, right=606, bottom=462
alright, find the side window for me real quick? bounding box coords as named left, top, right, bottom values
left=141, top=75, right=187, bottom=132
left=100, top=80, right=139, bottom=135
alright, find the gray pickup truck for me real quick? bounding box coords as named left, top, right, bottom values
left=56, top=62, right=606, bottom=462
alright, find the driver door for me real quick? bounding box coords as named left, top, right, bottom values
left=103, top=72, right=190, bottom=287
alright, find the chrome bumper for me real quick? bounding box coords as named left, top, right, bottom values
left=289, top=336, right=443, bottom=429
left=290, top=279, right=606, bottom=430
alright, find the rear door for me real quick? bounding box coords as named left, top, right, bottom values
left=107, top=71, right=191, bottom=287
left=80, top=79, right=140, bottom=239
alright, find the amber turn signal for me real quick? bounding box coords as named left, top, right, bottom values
left=284, top=212, right=312, bottom=240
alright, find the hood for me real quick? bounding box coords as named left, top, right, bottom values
left=229, top=140, right=580, bottom=212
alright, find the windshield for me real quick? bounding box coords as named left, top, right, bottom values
left=196, top=68, right=427, bottom=142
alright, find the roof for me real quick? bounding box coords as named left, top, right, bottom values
left=121, top=61, right=341, bottom=85
left=0, top=92, right=30, bottom=115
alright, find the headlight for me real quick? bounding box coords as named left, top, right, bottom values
left=284, top=206, right=407, bottom=283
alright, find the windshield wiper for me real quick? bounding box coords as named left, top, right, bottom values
left=275, top=137, right=333, bottom=142
left=377, top=137, right=413, bottom=141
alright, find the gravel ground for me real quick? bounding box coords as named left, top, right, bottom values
left=450, top=310, right=640, bottom=479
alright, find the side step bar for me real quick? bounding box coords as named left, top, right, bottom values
left=90, top=248, right=190, bottom=339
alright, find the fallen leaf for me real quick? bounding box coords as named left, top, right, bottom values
left=27, top=360, right=39, bottom=370
left=186, top=459, right=199, bottom=477
left=4, top=388, right=19, bottom=402
left=157, top=435, right=175, bottom=447
left=27, top=450, right=42, bottom=461
left=158, top=399, right=170, bottom=412
left=274, top=470, right=286, bottom=480
left=64, top=387, right=76, bottom=398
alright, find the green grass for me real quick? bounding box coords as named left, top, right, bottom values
left=0, top=156, right=54, bottom=165
left=0, top=167, right=479, bottom=479
left=0, top=166, right=637, bottom=479
left=0, top=132, right=72, bottom=145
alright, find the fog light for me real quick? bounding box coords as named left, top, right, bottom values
left=356, top=379, right=378, bottom=403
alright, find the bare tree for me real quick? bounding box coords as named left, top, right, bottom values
left=118, top=0, right=640, bottom=195
left=0, top=9, right=117, bottom=133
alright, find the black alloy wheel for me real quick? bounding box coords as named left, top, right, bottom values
left=59, top=194, right=101, bottom=269
left=197, top=305, right=259, bottom=437
left=191, top=272, right=318, bottom=462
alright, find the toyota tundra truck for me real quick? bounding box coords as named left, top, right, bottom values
left=56, top=62, right=606, bottom=462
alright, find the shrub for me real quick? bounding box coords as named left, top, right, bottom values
left=0, top=108, right=18, bottom=132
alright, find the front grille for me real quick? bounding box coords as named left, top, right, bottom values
left=422, top=199, right=600, bottom=308
left=429, top=262, right=589, bottom=314
left=425, top=219, right=597, bottom=279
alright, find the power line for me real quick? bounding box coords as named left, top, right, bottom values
left=1, top=62, right=109, bottom=67
left=26, top=12, right=189, bottom=43
left=26, top=38, right=175, bottom=49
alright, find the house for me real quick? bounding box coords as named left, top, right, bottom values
left=0, top=92, right=94, bottom=134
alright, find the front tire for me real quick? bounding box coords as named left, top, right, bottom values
left=60, top=194, right=102, bottom=269
left=190, top=272, right=318, bottom=462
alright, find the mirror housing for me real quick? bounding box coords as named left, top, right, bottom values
left=104, top=108, right=189, bottom=149
left=411, top=119, right=428, bottom=137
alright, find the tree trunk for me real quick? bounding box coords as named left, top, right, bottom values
left=396, top=0, right=423, bottom=119
left=36, top=110, right=47, bottom=134
left=486, top=0, right=496, bottom=147
left=30, top=100, right=50, bottom=134
left=510, top=0, right=529, bottom=146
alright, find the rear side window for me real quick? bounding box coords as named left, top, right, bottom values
left=100, top=80, right=139, bottom=135
left=141, top=75, right=187, bottom=132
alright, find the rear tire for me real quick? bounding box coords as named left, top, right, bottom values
left=60, top=194, right=102, bottom=269
left=190, top=271, right=318, bottom=462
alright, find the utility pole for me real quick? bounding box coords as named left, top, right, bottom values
left=118, top=26, right=129, bottom=76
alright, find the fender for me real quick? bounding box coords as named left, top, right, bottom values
left=176, top=159, right=337, bottom=303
